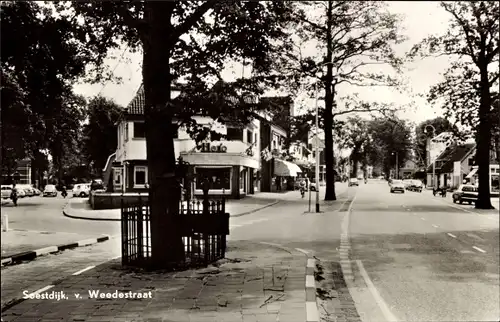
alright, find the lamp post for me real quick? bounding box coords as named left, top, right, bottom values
left=425, top=125, right=436, bottom=188
left=392, top=152, right=399, bottom=179
left=315, top=89, right=320, bottom=213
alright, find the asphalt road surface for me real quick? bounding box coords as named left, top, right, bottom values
left=1, top=195, right=120, bottom=237
left=2, top=181, right=499, bottom=321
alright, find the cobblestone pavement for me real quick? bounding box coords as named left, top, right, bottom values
left=1, top=241, right=307, bottom=322
left=1, top=238, right=121, bottom=310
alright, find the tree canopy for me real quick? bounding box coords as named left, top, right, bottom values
left=82, top=96, right=123, bottom=176
left=410, top=1, right=499, bottom=209
left=278, top=0, right=405, bottom=200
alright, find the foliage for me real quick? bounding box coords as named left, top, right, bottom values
left=409, top=1, right=499, bottom=209
left=337, top=116, right=413, bottom=177
left=414, top=117, right=458, bottom=167
left=277, top=0, right=405, bottom=200
left=1, top=1, right=108, bottom=182
left=0, top=69, right=30, bottom=176
left=82, top=96, right=123, bottom=175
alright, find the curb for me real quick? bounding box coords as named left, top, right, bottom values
left=0, top=235, right=111, bottom=267
left=63, top=200, right=281, bottom=221
left=258, top=242, right=319, bottom=322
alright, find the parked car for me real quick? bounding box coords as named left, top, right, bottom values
left=452, top=184, right=478, bottom=204
left=1, top=185, right=12, bottom=199
left=407, top=180, right=423, bottom=192
left=43, top=184, right=58, bottom=197
left=72, top=183, right=91, bottom=197
left=17, top=184, right=34, bottom=197
left=402, top=179, right=412, bottom=188
left=348, top=178, right=359, bottom=187
left=390, top=180, right=405, bottom=193
left=33, top=188, right=41, bottom=196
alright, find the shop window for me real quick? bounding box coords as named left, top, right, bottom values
left=211, top=131, right=223, bottom=141
left=247, top=130, right=253, bottom=144
left=196, top=167, right=230, bottom=190
left=134, top=166, right=148, bottom=187
left=226, top=128, right=243, bottom=141
left=133, top=122, right=146, bottom=138
left=113, top=169, right=122, bottom=185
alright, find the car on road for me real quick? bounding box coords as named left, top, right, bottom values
left=43, top=184, right=58, bottom=197
left=17, top=184, right=35, bottom=197
left=1, top=185, right=12, bottom=199
left=348, top=178, right=359, bottom=187
left=72, top=183, right=91, bottom=197
left=452, top=184, right=478, bottom=204
left=390, top=180, right=405, bottom=193
left=33, top=188, right=41, bottom=196
left=407, top=179, right=423, bottom=192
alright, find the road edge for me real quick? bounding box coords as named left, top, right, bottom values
left=1, top=235, right=110, bottom=267
left=62, top=200, right=280, bottom=221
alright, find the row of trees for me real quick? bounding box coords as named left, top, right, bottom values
left=1, top=1, right=497, bottom=267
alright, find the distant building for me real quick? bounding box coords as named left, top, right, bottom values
left=1, top=159, right=32, bottom=185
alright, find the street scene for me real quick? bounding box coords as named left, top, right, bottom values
left=1, top=1, right=499, bottom=322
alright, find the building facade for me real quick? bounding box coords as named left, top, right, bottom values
left=1, top=159, right=32, bottom=185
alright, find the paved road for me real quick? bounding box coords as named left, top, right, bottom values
left=2, top=181, right=499, bottom=322
left=1, top=195, right=120, bottom=237
left=347, top=180, right=499, bottom=322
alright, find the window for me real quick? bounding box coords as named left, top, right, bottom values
left=133, top=122, right=146, bottom=138
left=247, top=130, right=253, bottom=144
left=226, top=127, right=243, bottom=141
left=254, top=133, right=257, bottom=144
left=134, top=166, right=148, bottom=187
left=195, top=167, right=231, bottom=190
left=125, top=123, right=129, bottom=141
left=113, top=169, right=122, bottom=185
left=211, top=131, right=223, bottom=141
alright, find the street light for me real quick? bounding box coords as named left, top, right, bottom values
left=424, top=125, right=436, bottom=188
left=392, top=152, right=399, bottom=179
left=314, top=89, right=320, bottom=213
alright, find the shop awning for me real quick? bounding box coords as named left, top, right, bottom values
left=274, top=159, right=302, bottom=177
left=466, top=167, right=478, bottom=178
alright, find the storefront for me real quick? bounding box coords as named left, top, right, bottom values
left=181, top=145, right=259, bottom=199
left=466, top=164, right=500, bottom=195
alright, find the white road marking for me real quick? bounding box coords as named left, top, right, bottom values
left=472, top=246, right=486, bottom=253
left=307, top=259, right=316, bottom=268
left=306, top=301, right=320, bottom=322
left=432, top=224, right=439, bottom=228
left=356, top=260, right=398, bottom=322
left=72, top=265, right=95, bottom=275
left=447, top=233, right=457, bottom=238
left=259, top=241, right=282, bottom=247
left=230, top=224, right=242, bottom=228
left=420, top=217, right=426, bottom=221
left=306, top=275, right=315, bottom=288
left=27, top=285, right=54, bottom=298
left=295, top=248, right=310, bottom=254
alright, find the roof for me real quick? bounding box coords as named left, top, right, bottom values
left=125, top=82, right=258, bottom=116
left=427, top=143, right=475, bottom=173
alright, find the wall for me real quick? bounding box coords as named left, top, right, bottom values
left=89, top=192, right=149, bottom=210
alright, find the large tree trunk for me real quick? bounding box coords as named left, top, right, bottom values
left=323, top=0, right=336, bottom=201
left=143, top=2, right=185, bottom=267
left=475, top=63, right=493, bottom=209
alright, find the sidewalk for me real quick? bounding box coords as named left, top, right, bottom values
left=63, top=196, right=280, bottom=221
left=1, top=241, right=308, bottom=322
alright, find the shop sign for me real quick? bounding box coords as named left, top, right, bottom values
left=199, top=142, right=227, bottom=153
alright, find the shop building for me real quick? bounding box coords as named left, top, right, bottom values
left=109, top=84, right=261, bottom=199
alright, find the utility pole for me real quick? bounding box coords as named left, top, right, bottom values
left=396, top=153, right=399, bottom=180
left=315, top=90, right=320, bottom=213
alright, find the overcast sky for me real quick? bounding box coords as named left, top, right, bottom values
left=73, top=1, right=453, bottom=125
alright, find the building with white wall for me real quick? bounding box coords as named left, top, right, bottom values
left=110, top=84, right=261, bottom=199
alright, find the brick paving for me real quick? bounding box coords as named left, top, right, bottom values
left=1, top=241, right=307, bottom=322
